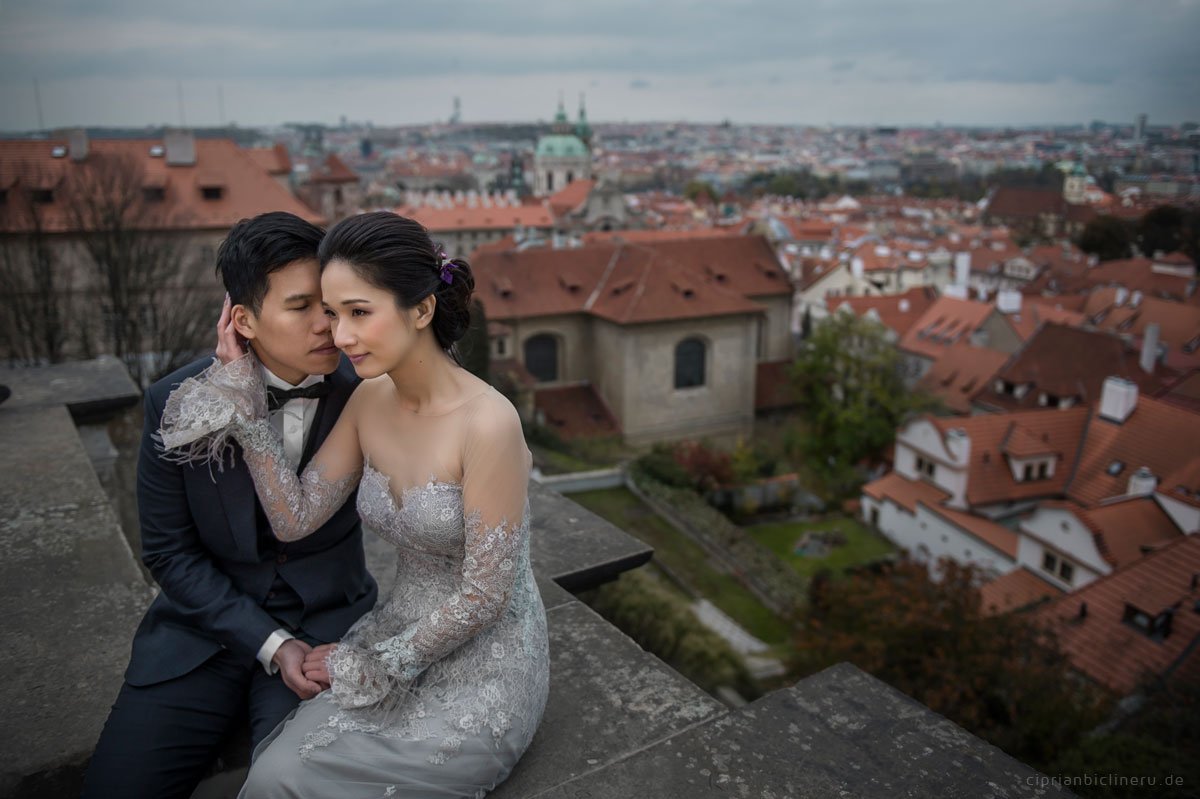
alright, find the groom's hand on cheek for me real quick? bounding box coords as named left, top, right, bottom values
left=273, top=639, right=323, bottom=700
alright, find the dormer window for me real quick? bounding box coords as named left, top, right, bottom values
left=915, top=455, right=935, bottom=478
left=143, top=187, right=165, bottom=203
left=201, top=186, right=223, bottom=200
left=1123, top=604, right=1174, bottom=640
left=32, top=188, right=54, bottom=204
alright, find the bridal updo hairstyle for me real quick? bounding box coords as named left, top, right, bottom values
left=318, top=212, right=475, bottom=358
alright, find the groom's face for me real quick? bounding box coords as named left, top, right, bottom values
left=234, top=257, right=341, bottom=384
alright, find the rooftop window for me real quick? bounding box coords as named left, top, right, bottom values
left=1106, top=460, right=1125, bottom=476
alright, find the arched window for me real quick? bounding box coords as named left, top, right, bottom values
left=524, top=334, right=559, bottom=382
left=674, top=338, right=705, bottom=389
left=546, top=172, right=555, bottom=192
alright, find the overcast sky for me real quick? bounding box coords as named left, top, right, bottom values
left=1, top=0, right=1198, bottom=131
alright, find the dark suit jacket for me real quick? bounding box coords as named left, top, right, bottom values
left=126, top=355, right=377, bottom=687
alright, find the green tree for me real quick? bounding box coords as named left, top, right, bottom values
left=1078, top=215, right=1134, bottom=262
left=788, top=312, right=935, bottom=496
left=1136, top=205, right=1184, bottom=258
left=682, top=180, right=719, bottom=204
left=796, top=557, right=1112, bottom=769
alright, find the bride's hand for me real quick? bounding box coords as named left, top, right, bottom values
left=303, top=642, right=338, bottom=686
left=215, top=294, right=247, bottom=365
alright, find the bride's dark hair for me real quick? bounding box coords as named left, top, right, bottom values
left=317, top=212, right=475, bottom=357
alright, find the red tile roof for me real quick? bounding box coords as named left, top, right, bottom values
left=980, top=567, right=1063, bottom=616
left=898, top=296, right=996, bottom=360
left=973, top=323, right=1179, bottom=411
left=580, top=227, right=740, bottom=246
left=1035, top=534, right=1200, bottom=695
left=828, top=287, right=939, bottom=339
left=1081, top=289, right=1200, bottom=350
left=999, top=302, right=1088, bottom=342
left=862, top=470, right=950, bottom=514
left=924, top=408, right=1092, bottom=506
left=0, top=137, right=323, bottom=232
left=1067, top=393, right=1200, bottom=507
left=546, top=179, right=596, bottom=217
left=916, top=341, right=1010, bottom=413
left=245, top=142, right=292, bottom=175
left=402, top=202, right=556, bottom=233
left=308, top=153, right=357, bottom=184
left=534, top=384, right=621, bottom=439
left=472, top=242, right=766, bottom=325
left=984, top=187, right=1072, bottom=219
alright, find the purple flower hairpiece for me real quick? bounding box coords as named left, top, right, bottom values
left=438, top=251, right=453, bottom=284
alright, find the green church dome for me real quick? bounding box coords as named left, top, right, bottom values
left=536, top=133, right=589, bottom=158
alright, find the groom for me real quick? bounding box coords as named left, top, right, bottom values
left=83, top=212, right=377, bottom=799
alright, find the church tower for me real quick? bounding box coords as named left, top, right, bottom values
left=1063, top=152, right=1088, bottom=205
left=533, top=93, right=592, bottom=197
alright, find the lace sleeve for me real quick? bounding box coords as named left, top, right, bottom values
left=157, top=352, right=362, bottom=543
left=326, top=394, right=532, bottom=710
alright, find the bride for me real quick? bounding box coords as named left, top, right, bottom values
left=158, top=212, right=549, bottom=798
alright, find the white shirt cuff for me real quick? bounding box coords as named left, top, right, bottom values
left=257, top=629, right=296, bottom=675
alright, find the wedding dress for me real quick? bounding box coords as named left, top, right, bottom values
left=158, top=354, right=549, bottom=798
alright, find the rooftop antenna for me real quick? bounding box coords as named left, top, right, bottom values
left=217, top=84, right=226, bottom=127
left=33, top=78, right=45, bottom=131
left=177, top=80, right=186, bottom=127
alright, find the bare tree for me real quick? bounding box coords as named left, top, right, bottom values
left=0, top=163, right=72, bottom=365
left=64, top=151, right=219, bottom=386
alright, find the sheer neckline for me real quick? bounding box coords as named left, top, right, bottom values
left=362, top=456, right=462, bottom=509
left=395, top=386, right=496, bottom=417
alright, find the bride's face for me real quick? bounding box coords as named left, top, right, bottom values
left=322, top=258, right=432, bottom=378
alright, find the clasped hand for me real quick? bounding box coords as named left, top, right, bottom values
left=273, top=640, right=338, bottom=700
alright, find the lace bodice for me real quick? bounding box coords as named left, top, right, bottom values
left=157, top=353, right=550, bottom=764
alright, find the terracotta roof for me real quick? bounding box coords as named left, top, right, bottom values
left=916, top=341, right=1010, bottom=413
left=755, top=360, right=796, bottom=411
left=403, top=202, right=555, bottom=232
left=534, top=384, right=621, bottom=439
left=1082, top=289, right=1200, bottom=350
left=829, top=287, right=939, bottom=339
left=1068, top=394, right=1200, bottom=507
left=1026, top=256, right=1197, bottom=304
left=862, top=470, right=950, bottom=514
left=980, top=567, right=1063, bottom=616
left=546, top=179, right=596, bottom=217
left=898, top=296, right=996, bottom=360
left=245, top=142, right=292, bottom=175
left=999, top=301, right=1088, bottom=341
left=637, top=234, right=792, bottom=298
left=973, top=323, right=1179, bottom=411
left=472, top=242, right=765, bottom=325
left=924, top=407, right=1092, bottom=506
left=1076, top=498, right=1184, bottom=566
left=1159, top=457, right=1200, bottom=510
left=919, top=500, right=1019, bottom=558
left=1161, top=369, right=1200, bottom=414
left=0, top=137, right=324, bottom=232
left=580, top=227, right=740, bottom=246
left=308, top=153, right=357, bottom=184
left=984, top=187, right=1071, bottom=219
left=781, top=218, right=835, bottom=240
left=1035, top=535, right=1200, bottom=695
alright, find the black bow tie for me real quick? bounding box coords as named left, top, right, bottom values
left=267, top=381, right=331, bottom=412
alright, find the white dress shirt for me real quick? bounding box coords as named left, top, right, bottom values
left=255, top=364, right=325, bottom=675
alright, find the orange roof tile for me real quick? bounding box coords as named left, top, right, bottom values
left=829, top=287, right=939, bottom=339
left=0, top=137, right=323, bottom=232
left=1159, top=456, right=1200, bottom=510
left=919, top=500, right=1019, bottom=558
left=1035, top=535, right=1200, bottom=694
left=916, top=341, right=1010, bottom=413
left=1000, top=302, right=1088, bottom=341
left=580, top=227, right=740, bottom=246
left=862, top=470, right=950, bottom=514
left=973, top=323, right=1179, bottom=411
left=898, top=296, right=996, bottom=360
left=546, top=179, right=596, bottom=217
left=980, top=567, right=1063, bottom=616
left=245, top=142, right=292, bottom=175
left=308, top=153, right=357, bottom=184
left=1067, top=394, right=1200, bottom=507
left=1082, top=289, right=1200, bottom=349
left=404, top=202, right=556, bottom=233
left=924, top=407, right=1092, bottom=506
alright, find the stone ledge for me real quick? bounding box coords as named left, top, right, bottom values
left=532, top=662, right=1077, bottom=798
left=1, top=357, right=141, bottom=421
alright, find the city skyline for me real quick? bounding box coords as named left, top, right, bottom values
left=1, top=0, right=1198, bottom=131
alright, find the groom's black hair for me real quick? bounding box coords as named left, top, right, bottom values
left=216, top=211, right=325, bottom=314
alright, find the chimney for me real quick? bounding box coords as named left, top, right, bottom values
left=1140, top=323, right=1160, bottom=373
left=1099, top=376, right=1138, bottom=423
left=944, top=428, right=971, bottom=464
left=1130, top=290, right=1143, bottom=308
left=67, top=127, right=89, bottom=162
left=1114, top=286, right=1128, bottom=306
left=164, top=129, right=196, bottom=166
left=850, top=257, right=864, bottom=279
left=997, top=290, right=1022, bottom=314
left=954, top=252, right=971, bottom=286
left=1127, top=466, right=1157, bottom=495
